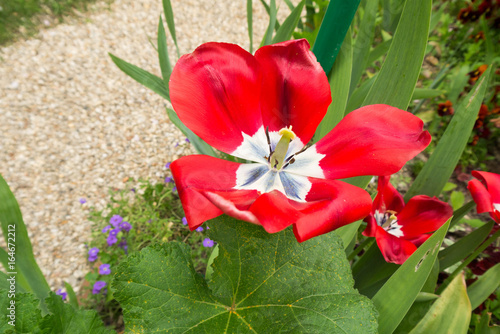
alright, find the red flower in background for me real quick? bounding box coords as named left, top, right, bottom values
left=437, top=100, right=454, bottom=116
left=468, top=171, right=500, bottom=224
left=363, top=176, right=453, bottom=264
left=169, top=40, right=431, bottom=242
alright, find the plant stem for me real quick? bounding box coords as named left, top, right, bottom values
left=347, top=237, right=374, bottom=261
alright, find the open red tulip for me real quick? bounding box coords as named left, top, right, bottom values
left=468, top=171, right=500, bottom=224
left=170, top=39, right=431, bottom=242
left=363, top=176, right=453, bottom=264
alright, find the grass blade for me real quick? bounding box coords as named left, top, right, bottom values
left=261, top=0, right=277, bottom=46
left=468, top=263, right=500, bottom=310
left=64, top=281, right=79, bottom=309
left=162, top=0, right=180, bottom=57
left=405, top=66, right=492, bottom=200
left=272, top=0, right=305, bottom=44
left=109, top=53, right=170, bottom=101
left=247, top=0, right=253, bottom=53
left=157, top=16, right=173, bottom=88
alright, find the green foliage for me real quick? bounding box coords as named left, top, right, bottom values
left=113, top=215, right=378, bottom=333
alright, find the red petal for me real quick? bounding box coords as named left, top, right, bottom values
left=397, top=195, right=453, bottom=239
left=471, top=171, right=500, bottom=203
left=315, top=105, right=431, bottom=179
left=254, top=39, right=331, bottom=144
left=375, top=226, right=417, bottom=265
left=374, top=176, right=405, bottom=213
left=171, top=155, right=260, bottom=229
left=468, top=178, right=495, bottom=214
left=362, top=214, right=378, bottom=237
left=170, top=43, right=263, bottom=154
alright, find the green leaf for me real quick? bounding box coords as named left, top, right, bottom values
left=336, top=220, right=361, bottom=251
left=0, top=290, right=43, bottom=334
left=372, top=219, right=451, bottom=334
left=362, top=0, right=431, bottom=110
left=312, top=0, right=361, bottom=74
left=162, top=0, right=180, bottom=57
left=366, top=39, right=392, bottom=67
left=439, top=221, right=494, bottom=271
left=349, top=0, right=378, bottom=95
left=405, top=66, right=493, bottom=200
left=409, top=274, right=471, bottom=334
left=166, top=108, right=217, bottom=157
left=443, top=182, right=457, bottom=192
left=450, top=191, right=465, bottom=210
left=247, top=0, right=253, bottom=53
left=261, top=0, right=277, bottom=47
left=40, top=293, right=112, bottom=333
left=109, top=53, right=170, bottom=101
left=468, top=263, right=500, bottom=310
left=0, top=175, right=50, bottom=306
left=412, top=88, right=445, bottom=100
left=315, top=26, right=352, bottom=139
left=450, top=200, right=476, bottom=228
left=204, top=244, right=219, bottom=281
left=448, top=65, right=470, bottom=106
left=381, top=0, right=404, bottom=33
left=157, top=16, right=173, bottom=88
left=64, top=281, right=79, bottom=309
left=272, top=0, right=305, bottom=44
left=345, top=74, right=376, bottom=113
left=114, top=216, right=378, bottom=333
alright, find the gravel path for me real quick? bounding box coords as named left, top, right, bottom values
left=0, top=0, right=287, bottom=291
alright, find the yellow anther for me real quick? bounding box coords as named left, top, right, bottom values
left=278, top=126, right=296, bottom=141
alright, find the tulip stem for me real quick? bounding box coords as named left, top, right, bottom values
left=347, top=237, right=374, bottom=262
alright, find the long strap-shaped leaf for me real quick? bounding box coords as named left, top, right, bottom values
left=312, top=0, right=361, bottom=75
left=0, top=175, right=50, bottom=307
left=162, top=0, right=180, bottom=57
left=272, top=0, right=305, bottom=44
left=405, top=65, right=493, bottom=200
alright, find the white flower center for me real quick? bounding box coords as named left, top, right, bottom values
left=374, top=209, right=404, bottom=238
left=494, top=203, right=500, bottom=212
left=232, top=126, right=325, bottom=202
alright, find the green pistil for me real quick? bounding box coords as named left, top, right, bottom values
left=270, top=127, right=296, bottom=170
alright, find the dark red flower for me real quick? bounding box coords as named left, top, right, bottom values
left=363, top=176, right=453, bottom=264
left=169, top=40, right=431, bottom=242
left=468, top=65, right=488, bottom=85
left=437, top=100, right=454, bottom=116
left=468, top=171, right=500, bottom=224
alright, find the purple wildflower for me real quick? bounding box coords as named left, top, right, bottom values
left=120, top=221, right=132, bottom=232
left=203, top=238, right=215, bottom=248
left=196, top=226, right=204, bottom=232
left=92, top=281, right=107, bottom=294
left=102, top=225, right=111, bottom=233
left=165, top=176, right=173, bottom=183
left=165, top=162, right=171, bottom=169
left=79, top=198, right=87, bottom=204
left=99, top=264, right=111, bottom=275
left=182, top=217, right=188, bottom=226
left=172, top=186, right=177, bottom=192
left=56, top=289, right=67, bottom=300
left=109, top=215, right=123, bottom=228
left=185, top=138, right=190, bottom=143
left=109, top=228, right=120, bottom=237
left=131, top=188, right=136, bottom=193
left=107, top=235, right=118, bottom=246
left=88, top=247, right=99, bottom=262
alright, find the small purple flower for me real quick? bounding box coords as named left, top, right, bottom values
left=120, top=221, right=132, bottom=232
left=203, top=238, right=215, bottom=248
left=79, top=198, right=87, bottom=204
left=196, top=226, right=204, bottom=232
left=165, top=176, right=173, bottom=183
left=110, top=215, right=123, bottom=228
left=56, top=289, right=67, bottom=300
left=131, top=188, right=136, bottom=193
left=109, top=228, right=120, bottom=237
left=165, top=162, right=171, bottom=169
left=88, top=247, right=99, bottom=262
left=172, top=186, right=177, bottom=192
left=99, top=264, right=111, bottom=275
left=107, top=235, right=118, bottom=246
left=147, top=219, right=152, bottom=223
left=182, top=217, right=188, bottom=226
left=92, top=281, right=107, bottom=294
left=175, top=142, right=179, bottom=147
left=185, top=138, right=190, bottom=143
left=102, top=225, right=111, bottom=233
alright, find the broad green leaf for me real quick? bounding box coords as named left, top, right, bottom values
left=366, top=39, right=392, bottom=67
left=157, top=16, right=172, bottom=88
left=40, top=293, right=112, bottom=333
left=381, top=0, right=403, bottom=34
left=261, top=0, right=277, bottom=47
left=415, top=292, right=440, bottom=302
left=345, top=74, right=376, bottom=113
left=312, top=0, right=361, bottom=74
left=272, top=0, right=305, bottom=44
left=448, top=65, right=470, bottom=106
left=0, top=290, right=43, bottom=334
left=468, top=263, right=500, bottom=310
left=166, top=108, right=217, bottom=157
left=362, top=0, right=431, bottom=110
left=315, top=26, right=352, bottom=139
left=336, top=220, right=361, bottom=251
left=412, top=88, right=445, bottom=100
left=451, top=191, right=465, bottom=210
left=162, top=0, right=180, bottom=57
left=0, top=175, right=50, bottom=306
left=410, top=274, right=471, bottom=334
left=109, top=53, right=170, bottom=101
left=439, top=221, right=494, bottom=271
left=394, top=299, right=435, bottom=334
left=114, top=216, right=378, bottom=333
left=450, top=200, right=476, bottom=228
left=405, top=66, right=493, bottom=200
left=247, top=0, right=253, bottom=53
left=349, top=0, right=378, bottom=95
left=259, top=0, right=281, bottom=31
left=372, top=219, right=450, bottom=334
left=443, top=182, right=457, bottom=192
left=64, top=281, right=79, bottom=309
